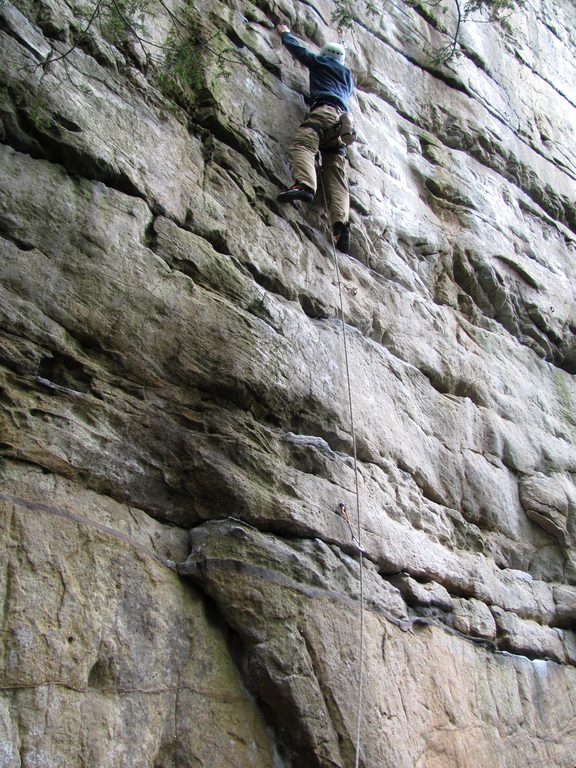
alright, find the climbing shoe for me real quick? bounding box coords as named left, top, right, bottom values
left=334, top=221, right=350, bottom=253
left=277, top=184, right=314, bottom=203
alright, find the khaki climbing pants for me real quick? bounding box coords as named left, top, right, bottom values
left=287, top=104, right=350, bottom=227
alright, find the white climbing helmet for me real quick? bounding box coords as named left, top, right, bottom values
left=320, top=42, right=346, bottom=63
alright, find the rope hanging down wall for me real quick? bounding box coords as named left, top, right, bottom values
left=319, top=163, right=366, bottom=768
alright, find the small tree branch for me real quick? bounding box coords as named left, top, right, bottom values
left=37, top=0, right=103, bottom=69
left=446, top=0, right=463, bottom=60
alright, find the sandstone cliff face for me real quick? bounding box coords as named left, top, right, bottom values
left=1, top=0, right=576, bottom=764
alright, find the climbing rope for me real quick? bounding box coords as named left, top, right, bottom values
left=318, top=158, right=366, bottom=768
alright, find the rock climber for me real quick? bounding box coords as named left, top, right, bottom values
left=276, top=24, right=355, bottom=254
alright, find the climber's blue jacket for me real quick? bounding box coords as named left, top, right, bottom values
left=280, top=32, right=354, bottom=112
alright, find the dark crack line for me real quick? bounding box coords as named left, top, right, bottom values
left=1, top=135, right=147, bottom=208
left=0, top=12, right=49, bottom=63
left=171, top=555, right=291, bottom=763
left=179, top=555, right=375, bottom=614
left=0, top=491, right=178, bottom=571
left=4, top=488, right=573, bottom=669
left=295, top=0, right=327, bottom=24
left=520, top=0, right=576, bottom=110
left=180, top=520, right=576, bottom=669
left=0, top=222, right=35, bottom=252
left=179, top=547, right=576, bottom=667
left=299, top=624, right=354, bottom=766
left=514, top=49, right=576, bottom=113
left=0, top=681, right=248, bottom=700
left=354, top=18, right=576, bottom=192
left=409, top=615, right=572, bottom=668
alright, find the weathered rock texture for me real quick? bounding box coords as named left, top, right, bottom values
left=1, top=0, right=576, bottom=764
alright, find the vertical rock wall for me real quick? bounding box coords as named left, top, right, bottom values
left=1, top=0, right=576, bottom=764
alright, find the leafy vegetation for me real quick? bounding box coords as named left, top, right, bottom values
left=332, top=0, right=524, bottom=61
left=95, top=0, right=150, bottom=46
left=39, top=0, right=241, bottom=110
left=155, top=6, right=238, bottom=110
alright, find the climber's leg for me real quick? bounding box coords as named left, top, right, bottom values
left=278, top=105, right=342, bottom=203
left=321, top=151, right=350, bottom=252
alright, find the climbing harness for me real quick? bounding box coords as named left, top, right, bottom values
left=301, top=107, right=357, bottom=150
left=318, top=158, right=365, bottom=768
left=300, top=119, right=325, bottom=139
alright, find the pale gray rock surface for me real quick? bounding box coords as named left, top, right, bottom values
left=1, top=0, right=576, bottom=763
